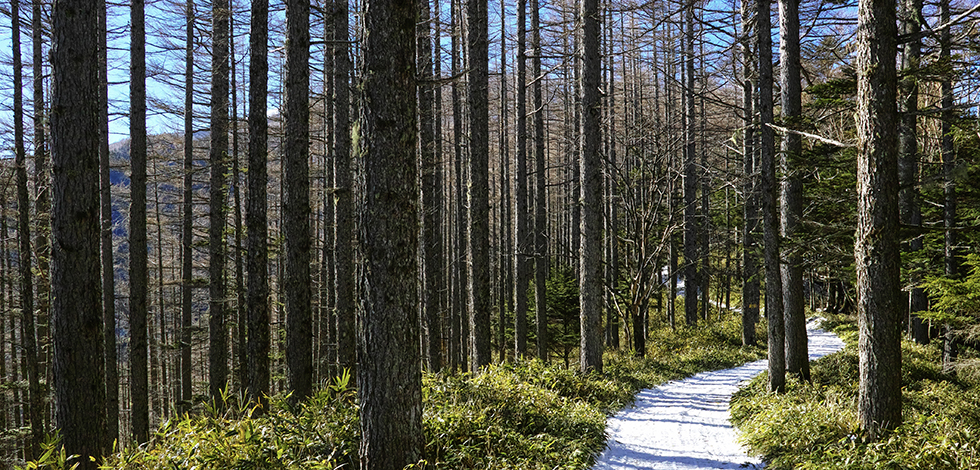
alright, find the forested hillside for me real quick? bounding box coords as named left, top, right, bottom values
left=0, top=0, right=978, bottom=467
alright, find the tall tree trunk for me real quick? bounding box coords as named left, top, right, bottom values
left=604, top=4, right=619, bottom=349
left=419, top=0, right=443, bottom=372
left=940, top=0, right=958, bottom=374
left=181, top=0, right=196, bottom=411
left=467, top=0, right=492, bottom=372
left=284, top=0, right=312, bottom=402
left=855, top=0, right=901, bottom=440
left=356, top=0, right=423, bottom=463
left=450, top=0, right=467, bottom=371
left=11, top=0, right=42, bottom=457
left=898, top=0, right=927, bottom=345
left=579, top=0, right=603, bottom=374
left=514, top=0, right=530, bottom=358
left=31, top=0, right=52, bottom=441
left=130, top=0, right=150, bottom=443
left=98, top=0, right=119, bottom=446
left=778, top=0, right=809, bottom=381
left=741, top=0, right=759, bottom=347
left=683, top=0, right=699, bottom=327
left=51, top=0, right=106, bottom=465
left=758, top=0, right=784, bottom=393
left=498, top=0, right=511, bottom=364
left=532, top=0, right=548, bottom=362
left=247, top=0, right=271, bottom=409
left=334, top=0, right=356, bottom=374
left=230, top=10, right=248, bottom=392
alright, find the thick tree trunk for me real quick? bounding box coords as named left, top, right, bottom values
left=51, top=0, right=106, bottom=465
left=356, top=0, right=423, bottom=464
left=181, top=0, right=195, bottom=411
left=467, top=0, right=492, bottom=372
left=247, top=0, right=271, bottom=409
left=579, top=0, right=603, bottom=374
left=284, top=0, right=313, bottom=402
left=130, top=0, right=150, bottom=442
left=758, top=0, right=785, bottom=393
left=778, top=0, right=809, bottom=382
left=855, top=0, right=902, bottom=440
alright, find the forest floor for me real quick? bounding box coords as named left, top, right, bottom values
left=591, top=316, right=844, bottom=470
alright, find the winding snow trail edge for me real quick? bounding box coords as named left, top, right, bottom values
left=592, top=318, right=845, bottom=470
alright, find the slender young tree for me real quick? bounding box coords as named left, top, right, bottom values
left=855, top=0, right=902, bottom=440
left=579, top=0, right=603, bottom=374
left=758, top=0, right=785, bottom=393
left=532, top=0, right=548, bottom=362
left=32, top=0, right=52, bottom=434
left=247, top=0, right=271, bottom=409
left=51, top=0, right=106, bottom=465
left=98, top=0, right=119, bottom=444
left=334, top=0, right=356, bottom=374
left=467, top=0, right=492, bottom=372
left=740, top=0, right=759, bottom=347
left=514, top=0, right=530, bottom=358
left=11, top=0, right=42, bottom=457
left=130, top=0, right=150, bottom=443
left=778, top=0, right=809, bottom=381
left=939, top=0, right=958, bottom=373
left=683, top=0, right=699, bottom=327
left=356, top=0, right=423, bottom=464
left=284, top=0, right=313, bottom=401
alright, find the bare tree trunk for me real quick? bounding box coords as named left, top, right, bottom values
left=467, top=0, right=492, bottom=372
left=758, top=0, right=784, bottom=393
left=284, top=0, right=312, bottom=402
left=334, top=0, right=356, bottom=374
left=778, top=0, right=809, bottom=382
left=683, top=0, right=699, bottom=327
left=940, top=0, right=958, bottom=375
left=740, top=0, right=759, bottom=347
left=130, top=0, right=150, bottom=442
left=230, top=9, right=248, bottom=392
left=31, top=0, right=51, bottom=441
left=514, top=0, right=530, bottom=358
left=532, top=0, right=548, bottom=362
left=181, top=0, right=196, bottom=411
left=51, top=0, right=106, bottom=465
left=855, top=0, right=902, bottom=440
left=247, top=0, right=271, bottom=409
left=356, top=0, right=423, bottom=463
left=579, top=0, right=603, bottom=374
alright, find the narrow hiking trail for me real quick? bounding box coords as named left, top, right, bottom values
left=592, top=317, right=845, bottom=470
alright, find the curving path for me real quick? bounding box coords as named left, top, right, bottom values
left=592, top=317, right=844, bottom=470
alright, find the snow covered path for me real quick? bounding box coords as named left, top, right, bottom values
left=592, top=318, right=845, bottom=470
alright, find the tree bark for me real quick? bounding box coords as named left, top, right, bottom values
left=778, top=0, right=809, bottom=382
left=284, top=0, right=313, bottom=402
left=514, top=0, right=530, bottom=358
left=356, top=0, right=423, bottom=463
left=247, top=0, right=271, bottom=409
left=334, top=0, right=356, bottom=374
left=181, top=0, right=196, bottom=411
left=532, top=0, right=548, bottom=362
left=51, top=0, right=106, bottom=465
left=855, top=0, right=902, bottom=440
left=758, top=0, right=785, bottom=393
left=741, top=0, right=759, bottom=347
left=939, top=0, right=958, bottom=374
left=579, top=0, right=603, bottom=373
left=130, top=0, right=150, bottom=442
left=467, top=0, right=492, bottom=372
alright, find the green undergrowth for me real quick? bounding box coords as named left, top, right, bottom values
left=731, top=312, right=980, bottom=469
left=32, top=314, right=763, bottom=470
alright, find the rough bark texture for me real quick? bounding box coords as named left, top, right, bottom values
left=758, top=0, right=785, bottom=393
left=181, top=0, right=195, bottom=410
left=741, top=0, right=759, bottom=347
left=209, top=0, right=230, bottom=404
left=334, top=0, right=356, bottom=374
left=778, top=0, right=809, bottom=381
left=51, top=0, right=106, bottom=465
left=130, top=0, right=150, bottom=442
left=855, top=0, right=902, bottom=440
left=514, top=0, right=530, bottom=358
left=939, top=0, right=958, bottom=374
left=579, top=0, right=603, bottom=374
left=247, top=0, right=271, bottom=409
left=898, top=0, right=927, bottom=344
left=356, top=0, right=423, bottom=464
left=284, top=0, right=313, bottom=402
left=467, top=0, right=492, bottom=372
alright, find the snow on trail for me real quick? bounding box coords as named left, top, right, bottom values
left=592, top=317, right=845, bottom=470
